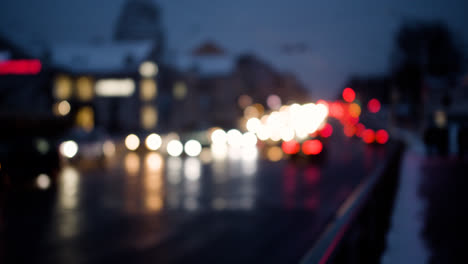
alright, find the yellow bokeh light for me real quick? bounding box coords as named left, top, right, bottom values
left=145, top=152, right=164, bottom=172
left=141, top=106, right=158, bottom=130
left=349, top=103, right=361, bottom=118
left=173, top=81, right=187, bottom=100
left=244, top=105, right=260, bottom=118
left=267, top=146, right=283, bottom=162
left=124, top=152, right=140, bottom=176
left=76, top=106, right=94, bottom=132
left=140, top=79, right=157, bottom=101
left=54, top=75, right=72, bottom=100
left=76, top=76, right=94, bottom=102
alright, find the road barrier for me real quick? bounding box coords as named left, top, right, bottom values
left=300, top=141, right=404, bottom=264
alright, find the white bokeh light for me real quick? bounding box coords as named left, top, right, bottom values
left=184, top=140, right=202, bottom=157
left=211, top=129, right=227, bottom=145
left=145, top=133, right=162, bottom=151
left=59, top=140, right=78, bottom=158
left=125, top=134, right=140, bottom=151
left=167, top=140, right=183, bottom=157
left=227, top=129, right=243, bottom=147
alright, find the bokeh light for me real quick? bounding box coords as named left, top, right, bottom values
left=355, top=123, right=366, bottom=137
left=56, top=100, right=71, bottom=116
left=349, top=103, right=361, bottom=118
left=124, top=152, right=140, bottom=176
left=167, top=140, right=183, bottom=157
left=367, top=98, right=381, bottom=113
left=125, top=134, right=140, bottom=151
left=242, top=132, right=258, bottom=147
left=145, top=133, right=162, bottom=151
left=227, top=129, right=243, bottom=147
left=238, top=94, right=253, bottom=109
left=145, top=152, right=164, bottom=172
left=184, top=140, right=202, bottom=157
left=362, top=129, right=376, bottom=144
left=376, top=129, right=389, bottom=144
left=343, top=126, right=356, bottom=137
left=267, top=146, right=283, bottom=162
left=342, top=87, right=356, bottom=103
left=267, top=94, right=282, bottom=110
left=246, top=117, right=261, bottom=133
left=36, top=174, right=51, bottom=190
left=282, top=140, right=300, bottom=155
left=319, top=123, right=333, bottom=138
left=211, top=129, right=227, bottom=145
left=102, top=140, right=116, bottom=157
left=59, top=140, right=79, bottom=158
left=302, top=140, right=323, bottom=155
left=139, top=61, right=158, bottom=77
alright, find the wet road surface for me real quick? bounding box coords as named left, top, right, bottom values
left=1, top=135, right=389, bottom=264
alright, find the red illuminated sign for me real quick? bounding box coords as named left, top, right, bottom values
left=0, top=59, right=42, bottom=75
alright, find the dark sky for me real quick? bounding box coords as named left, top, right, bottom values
left=1, top=0, right=467, bottom=99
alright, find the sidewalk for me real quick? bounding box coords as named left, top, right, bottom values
left=381, top=149, right=429, bottom=263
left=381, top=128, right=468, bottom=263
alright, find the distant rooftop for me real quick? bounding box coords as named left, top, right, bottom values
left=192, top=41, right=226, bottom=56
left=51, top=41, right=153, bottom=74
left=175, top=41, right=233, bottom=76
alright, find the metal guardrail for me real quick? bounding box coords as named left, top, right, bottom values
left=300, top=142, right=404, bottom=264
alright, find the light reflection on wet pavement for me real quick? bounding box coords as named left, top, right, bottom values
left=2, top=135, right=388, bottom=264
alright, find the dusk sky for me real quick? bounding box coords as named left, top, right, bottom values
left=1, top=0, right=467, bottom=99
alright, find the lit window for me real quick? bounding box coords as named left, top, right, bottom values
left=141, top=105, right=158, bottom=130
left=76, top=76, right=94, bottom=101
left=173, top=81, right=187, bottom=100
left=76, top=106, right=94, bottom=132
left=139, top=61, right=158, bottom=78
left=54, top=75, right=72, bottom=100
left=95, top=79, right=135, bottom=97
left=140, top=79, right=157, bottom=101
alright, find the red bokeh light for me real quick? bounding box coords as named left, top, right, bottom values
left=329, top=102, right=344, bottom=119
left=302, top=140, right=323, bottom=155
left=347, top=116, right=359, bottom=125
left=343, top=126, right=356, bottom=137
left=367, top=98, right=381, bottom=113
left=342, top=88, right=355, bottom=103
left=319, top=123, right=333, bottom=138
left=355, top=123, right=366, bottom=137
left=0, top=59, right=42, bottom=75
left=282, top=140, right=301, bottom=155
left=362, top=129, right=375, bottom=144
left=376, top=129, right=389, bottom=144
